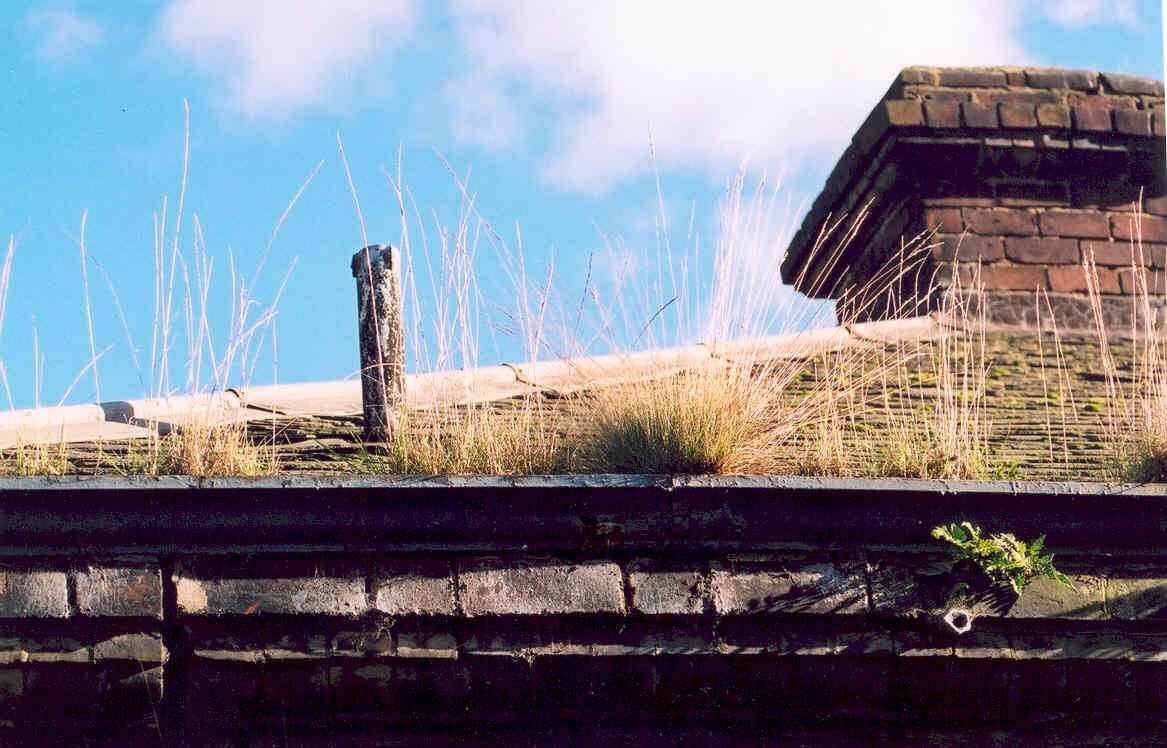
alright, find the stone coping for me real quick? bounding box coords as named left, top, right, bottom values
left=2, top=473, right=1165, bottom=556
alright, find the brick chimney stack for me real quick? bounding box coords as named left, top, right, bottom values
left=781, top=66, right=1166, bottom=328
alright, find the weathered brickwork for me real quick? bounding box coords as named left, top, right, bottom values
left=781, top=66, right=1166, bottom=327
left=2, top=478, right=1167, bottom=739
left=74, top=565, right=162, bottom=619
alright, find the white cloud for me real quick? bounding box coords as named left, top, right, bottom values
left=1038, top=0, right=1138, bottom=28
left=446, top=1, right=1039, bottom=191
left=447, top=73, right=522, bottom=148
left=26, top=6, right=104, bottom=65
left=158, top=0, right=418, bottom=117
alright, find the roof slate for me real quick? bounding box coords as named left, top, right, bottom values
left=0, top=315, right=1141, bottom=482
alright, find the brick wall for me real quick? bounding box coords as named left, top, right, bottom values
left=925, top=192, right=1167, bottom=327
left=782, top=66, right=1167, bottom=328
left=4, top=476, right=1167, bottom=740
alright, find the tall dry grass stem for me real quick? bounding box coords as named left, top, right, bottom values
left=580, top=176, right=938, bottom=475
left=1081, top=208, right=1167, bottom=480
left=871, top=265, right=992, bottom=480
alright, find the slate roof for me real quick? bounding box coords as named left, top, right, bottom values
left=0, top=314, right=1140, bottom=481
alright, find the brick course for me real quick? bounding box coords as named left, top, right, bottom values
left=1118, top=269, right=1167, bottom=295
left=0, top=570, right=68, bottom=618
left=1111, top=214, right=1167, bottom=243
left=1081, top=241, right=1146, bottom=267
left=1071, top=106, right=1112, bottom=132
left=75, top=566, right=162, bottom=619
left=1038, top=211, right=1110, bottom=239
left=1114, top=109, right=1152, bottom=137
left=1036, top=103, right=1072, bottom=128
left=924, top=101, right=960, bottom=129
left=459, top=559, right=625, bottom=616
left=176, top=574, right=368, bottom=617
left=961, top=102, right=999, bottom=129
left=783, top=65, right=1164, bottom=313
left=1005, top=238, right=1081, bottom=264
left=923, top=207, right=963, bottom=233
left=1048, top=265, right=1120, bottom=294
left=998, top=102, right=1037, bottom=129
left=964, top=208, right=1037, bottom=236
left=961, top=264, right=1047, bottom=290
left=933, top=235, right=1004, bottom=262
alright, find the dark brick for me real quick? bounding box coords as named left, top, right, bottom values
left=710, top=558, right=866, bottom=615
left=1036, top=104, right=1071, bottom=129
left=853, top=103, right=892, bottom=152
left=1005, top=237, right=1080, bottom=264
left=933, top=234, right=1004, bottom=262
left=961, top=264, right=1047, bottom=291
left=1140, top=243, right=1167, bottom=270
left=0, top=570, right=68, bottom=618
left=1081, top=240, right=1146, bottom=267
left=1154, top=111, right=1166, bottom=137
left=976, top=90, right=1062, bottom=106
left=998, top=102, right=1037, bottom=129
left=1107, top=573, right=1167, bottom=618
left=93, top=634, right=166, bottom=664
left=1145, top=195, right=1167, bottom=216
left=899, top=67, right=938, bottom=85
left=1048, top=265, right=1119, bottom=294
left=75, top=566, right=163, bottom=619
left=960, top=102, right=999, bottom=129
left=903, top=86, right=972, bottom=102
left=1072, top=106, right=1112, bottom=132
left=923, top=101, right=960, bottom=129
left=923, top=196, right=995, bottom=208
left=1112, top=214, right=1167, bottom=243
left=627, top=562, right=706, bottom=615
left=885, top=99, right=924, bottom=127
left=1118, top=268, right=1167, bottom=295
left=1114, top=109, right=1152, bottom=136
left=176, top=575, right=367, bottom=616
left=938, top=68, right=1008, bottom=87
left=923, top=207, right=962, bottom=233
left=460, top=559, right=624, bottom=616
left=1068, top=94, right=1137, bottom=110
left=1026, top=68, right=1098, bottom=91
left=995, top=180, right=1070, bottom=206
left=1100, top=73, right=1165, bottom=97
left=372, top=561, right=455, bottom=616
left=1038, top=210, right=1111, bottom=239
left=1007, top=575, right=1106, bottom=618
left=964, top=207, right=1037, bottom=236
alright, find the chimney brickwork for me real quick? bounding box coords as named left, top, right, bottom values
left=781, top=67, right=1167, bottom=328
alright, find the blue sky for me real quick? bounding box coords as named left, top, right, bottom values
left=0, top=0, right=1163, bottom=407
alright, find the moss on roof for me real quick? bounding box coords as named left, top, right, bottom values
left=16, top=327, right=1135, bottom=482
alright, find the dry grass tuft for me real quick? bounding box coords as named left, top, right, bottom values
left=868, top=272, right=992, bottom=480
left=110, top=416, right=276, bottom=478
left=0, top=440, right=70, bottom=477
left=577, top=172, right=938, bottom=476
left=581, top=368, right=757, bottom=474
left=153, top=419, right=275, bottom=478
left=1081, top=209, right=1167, bottom=481
left=375, top=399, right=568, bottom=475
